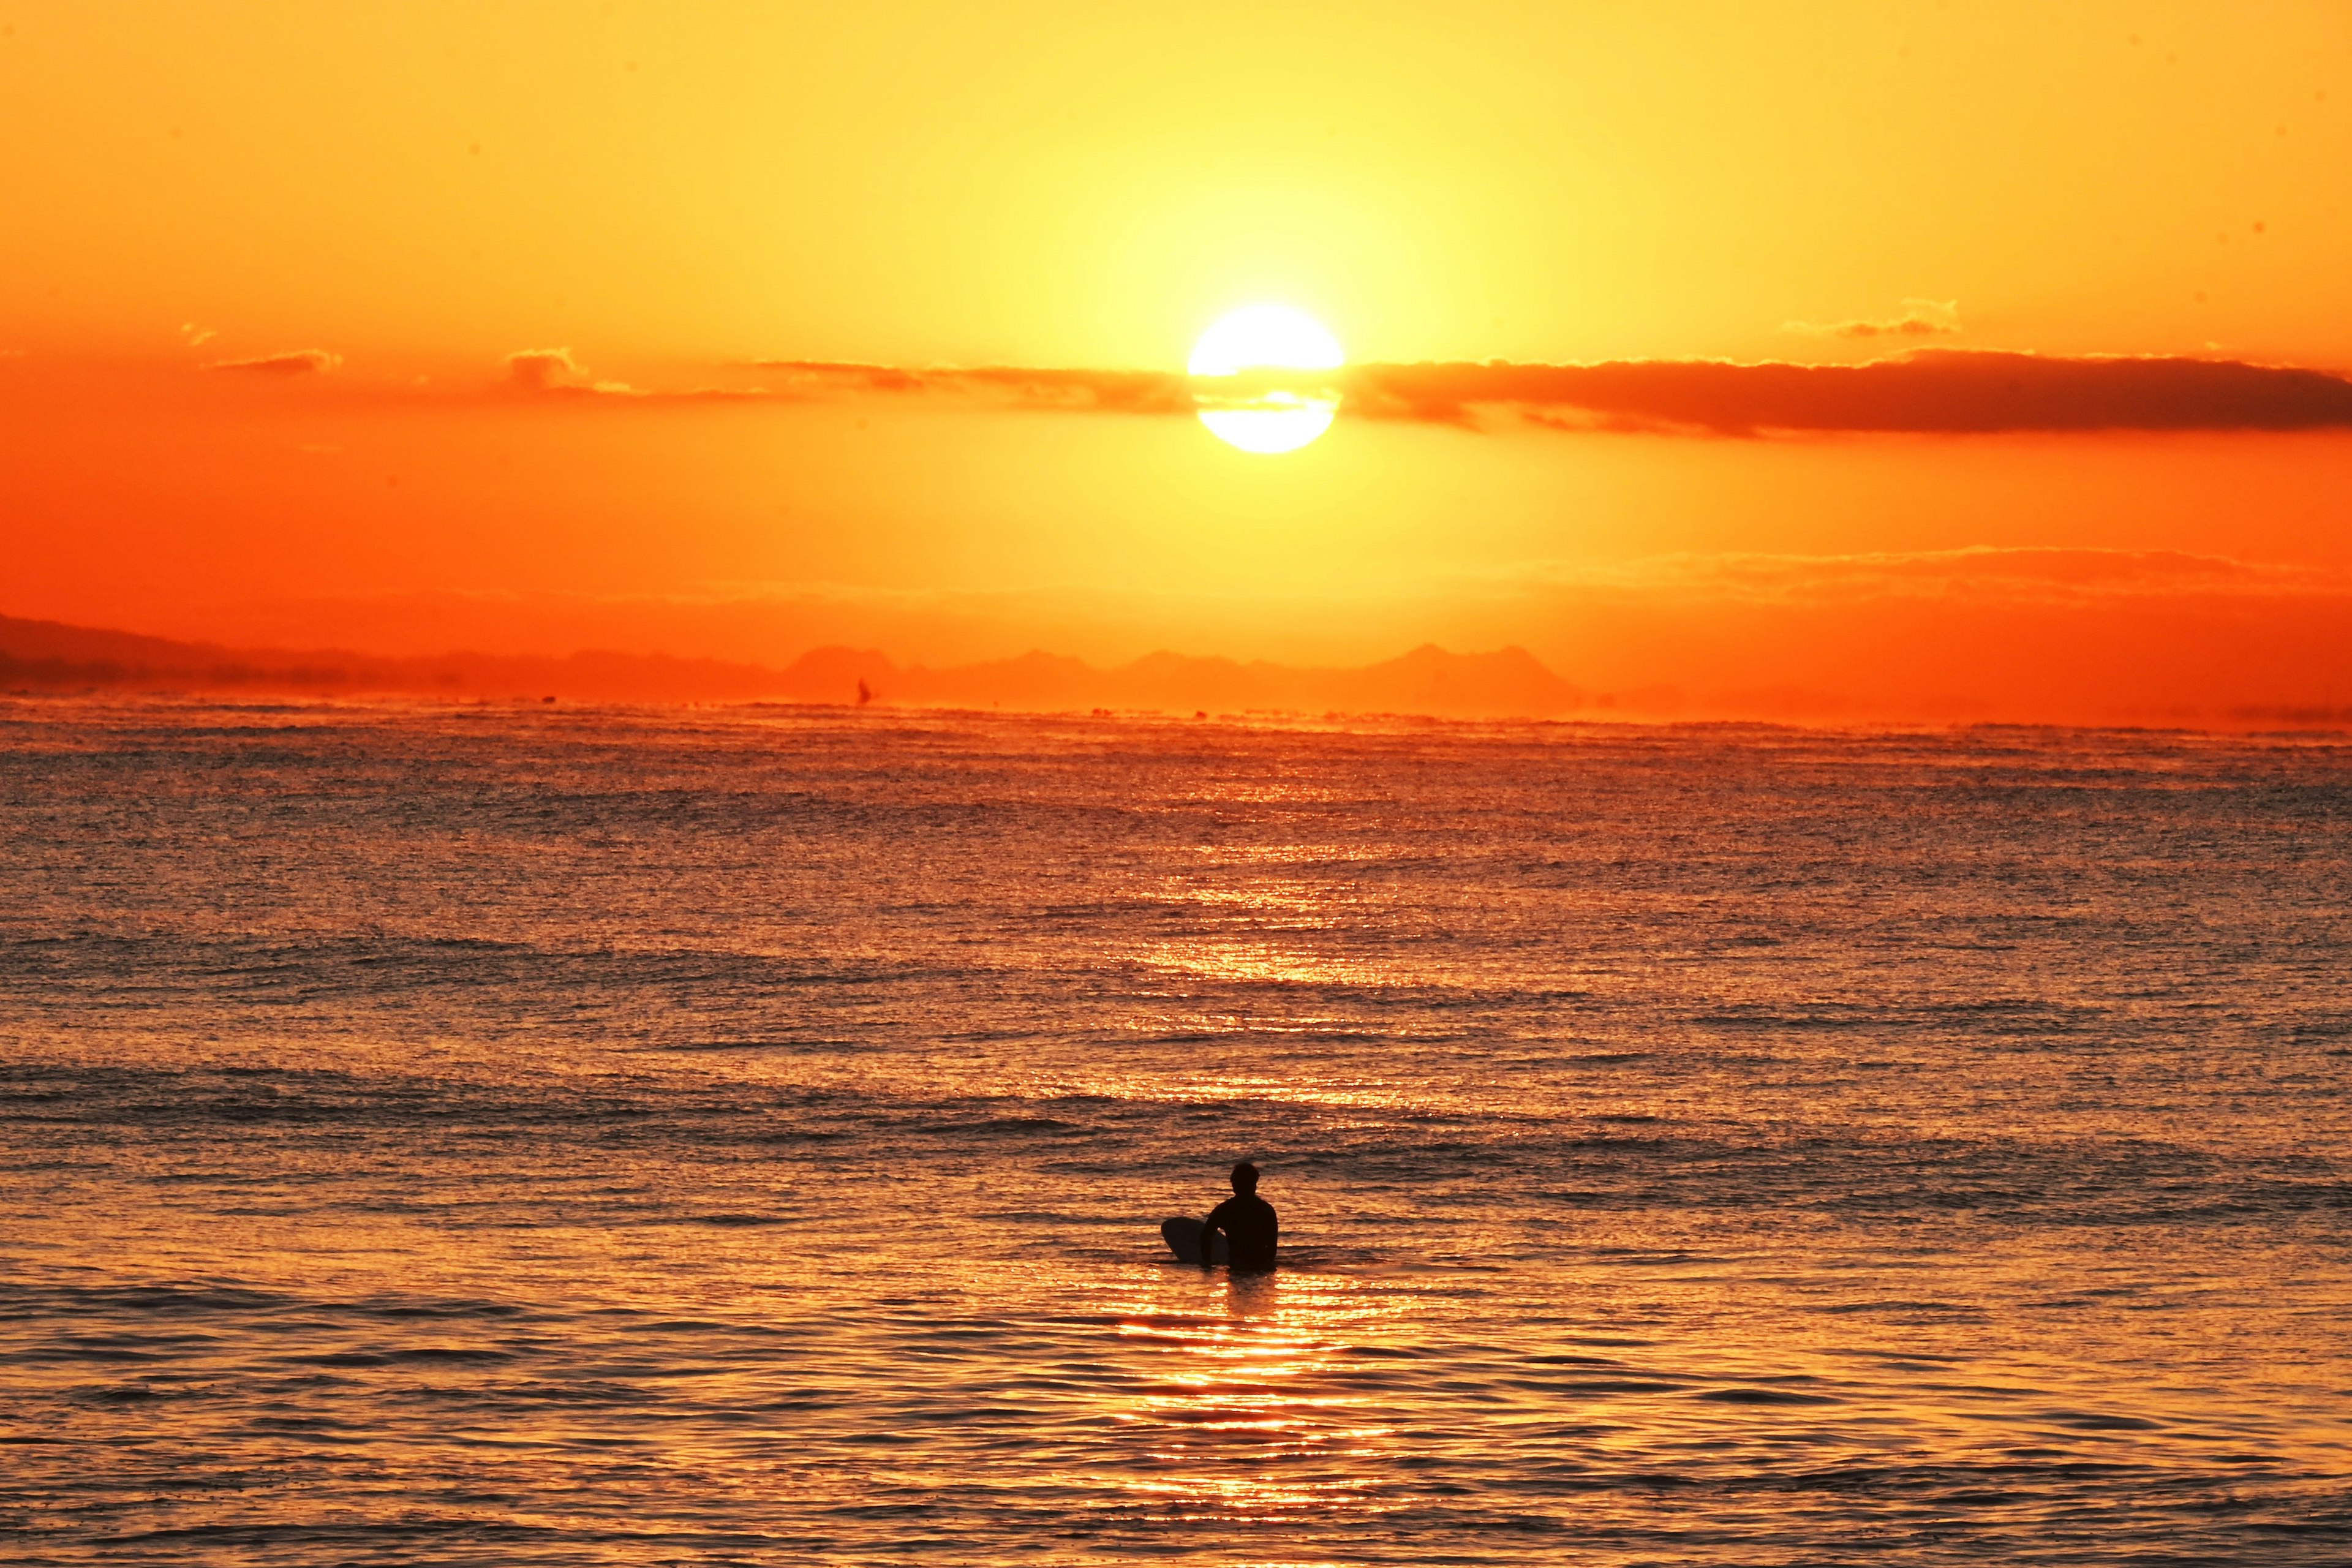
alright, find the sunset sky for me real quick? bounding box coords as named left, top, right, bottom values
left=6, top=1, right=2351, bottom=720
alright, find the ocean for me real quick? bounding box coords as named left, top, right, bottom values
left=2, top=698, right=2347, bottom=1564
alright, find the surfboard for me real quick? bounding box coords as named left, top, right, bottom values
left=1161, top=1215, right=1228, bottom=1265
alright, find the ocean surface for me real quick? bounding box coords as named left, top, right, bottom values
left=3, top=697, right=2349, bottom=1566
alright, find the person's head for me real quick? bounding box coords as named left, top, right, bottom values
left=1231, top=1161, right=1259, bottom=1196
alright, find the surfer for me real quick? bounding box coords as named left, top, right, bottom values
left=1199, top=1161, right=1278, bottom=1272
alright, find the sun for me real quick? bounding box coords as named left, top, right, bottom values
left=1188, top=305, right=1344, bottom=454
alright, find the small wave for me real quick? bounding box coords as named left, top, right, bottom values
left=2032, top=1409, right=2164, bottom=1431
left=654, top=1038, right=860, bottom=1053
left=348, top=1300, right=526, bottom=1322
left=1694, top=1386, right=1843, bottom=1406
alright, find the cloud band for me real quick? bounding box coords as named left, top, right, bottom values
left=745, top=350, right=2352, bottom=435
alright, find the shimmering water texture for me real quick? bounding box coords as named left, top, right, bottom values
left=4, top=699, right=2350, bottom=1564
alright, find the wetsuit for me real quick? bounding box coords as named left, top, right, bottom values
left=1201, top=1193, right=1278, bottom=1272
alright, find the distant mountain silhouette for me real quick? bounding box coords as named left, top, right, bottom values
left=0, top=614, right=1589, bottom=719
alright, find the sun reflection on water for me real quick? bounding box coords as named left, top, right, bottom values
left=1096, top=1270, right=1417, bottom=1525
left=1136, top=938, right=1397, bottom=989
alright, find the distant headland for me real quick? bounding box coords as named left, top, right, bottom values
left=0, top=613, right=1593, bottom=720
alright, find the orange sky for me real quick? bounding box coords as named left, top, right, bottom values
left=5, top=1, right=2351, bottom=722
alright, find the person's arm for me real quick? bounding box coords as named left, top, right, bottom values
left=1199, top=1200, right=1227, bottom=1267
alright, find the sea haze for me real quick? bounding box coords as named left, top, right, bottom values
left=2, top=698, right=2347, bottom=1564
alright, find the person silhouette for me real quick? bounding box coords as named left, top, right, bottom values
left=1200, top=1161, right=1278, bottom=1272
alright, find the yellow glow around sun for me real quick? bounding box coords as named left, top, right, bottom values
left=1188, top=305, right=1344, bottom=454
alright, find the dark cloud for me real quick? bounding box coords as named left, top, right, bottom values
left=753, top=349, right=2352, bottom=434
left=481, top=348, right=2352, bottom=436
left=204, top=350, right=339, bottom=375
left=754, top=360, right=1193, bottom=415
left=752, top=360, right=926, bottom=393
left=502, top=349, right=771, bottom=401
left=1341, top=350, right=2352, bottom=434
left=1784, top=298, right=1962, bottom=339
left=503, top=347, right=589, bottom=391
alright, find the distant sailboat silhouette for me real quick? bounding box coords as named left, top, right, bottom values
left=856, top=677, right=873, bottom=707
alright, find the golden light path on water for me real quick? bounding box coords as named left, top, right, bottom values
left=1088, top=1270, right=1412, bottom=1525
